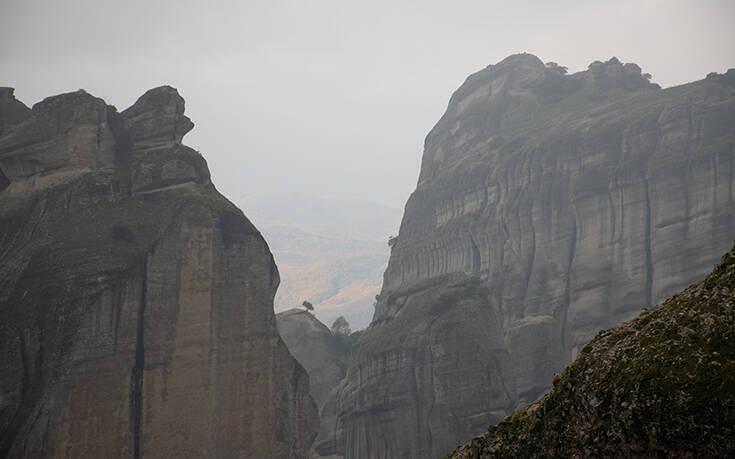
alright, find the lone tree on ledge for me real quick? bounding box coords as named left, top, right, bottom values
left=301, top=300, right=314, bottom=311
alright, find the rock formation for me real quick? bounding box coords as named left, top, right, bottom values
left=0, top=86, right=318, bottom=458
left=0, top=88, right=31, bottom=139
left=276, top=309, right=359, bottom=458
left=333, top=55, right=735, bottom=458
left=276, top=308, right=348, bottom=409
left=448, top=244, right=735, bottom=458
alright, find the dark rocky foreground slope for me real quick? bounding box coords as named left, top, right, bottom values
left=448, top=243, right=735, bottom=458
left=329, top=55, right=735, bottom=458
left=0, top=86, right=317, bottom=458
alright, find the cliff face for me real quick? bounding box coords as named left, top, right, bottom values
left=276, top=308, right=348, bottom=409
left=0, top=87, right=318, bottom=458
left=276, top=309, right=351, bottom=458
left=335, top=55, right=735, bottom=458
left=449, top=244, right=735, bottom=458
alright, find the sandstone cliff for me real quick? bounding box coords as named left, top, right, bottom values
left=449, top=244, right=735, bottom=458
left=0, top=86, right=318, bottom=458
left=333, top=55, right=735, bottom=458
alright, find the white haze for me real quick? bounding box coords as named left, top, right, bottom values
left=1, top=0, right=733, bottom=209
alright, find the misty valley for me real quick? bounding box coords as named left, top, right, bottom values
left=1, top=2, right=735, bottom=458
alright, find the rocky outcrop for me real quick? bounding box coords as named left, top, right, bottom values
left=0, top=86, right=318, bottom=458
left=0, top=89, right=116, bottom=185
left=335, top=55, right=735, bottom=458
left=276, top=308, right=348, bottom=409
left=276, top=309, right=356, bottom=458
left=448, top=244, right=735, bottom=458
left=0, top=88, right=31, bottom=138
left=0, top=88, right=31, bottom=192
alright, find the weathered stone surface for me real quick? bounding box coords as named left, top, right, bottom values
left=335, top=55, right=735, bottom=458
left=0, top=88, right=31, bottom=136
left=277, top=308, right=347, bottom=409
left=0, top=90, right=115, bottom=182
left=276, top=309, right=359, bottom=458
left=121, top=85, right=194, bottom=149
left=0, top=86, right=318, bottom=458
left=448, top=245, right=735, bottom=458
left=314, top=380, right=347, bottom=458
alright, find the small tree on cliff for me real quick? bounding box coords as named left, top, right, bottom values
left=331, top=316, right=351, bottom=336
left=302, top=300, right=314, bottom=311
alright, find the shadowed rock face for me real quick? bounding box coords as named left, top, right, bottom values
left=276, top=309, right=356, bottom=458
left=276, top=308, right=348, bottom=409
left=333, top=55, right=735, bottom=458
left=0, top=88, right=31, bottom=138
left=448, top=245, right=735, bottom=458
left=0, top=86, right=318, bottom=458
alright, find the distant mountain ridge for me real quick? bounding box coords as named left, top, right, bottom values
left=240, top=192, right=401, bottom=241
left=240, top=193, right=401, bottom=329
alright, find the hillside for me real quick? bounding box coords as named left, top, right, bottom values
left=449, top=244, right=735, bottom=458
left=242, top=193, right=401, bottom=329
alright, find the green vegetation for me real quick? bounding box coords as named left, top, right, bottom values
left=331, top=316, right=351, bottom=336
left=448, top=245, right=735, bottom=458
left=330, top=316, right=363, bottom=356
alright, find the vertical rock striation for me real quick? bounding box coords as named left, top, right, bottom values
left=448, top=245, right=735, bottom=458
left=0, top=86, right=318, bottom=458
left=335, top=55, right=735, bottom=458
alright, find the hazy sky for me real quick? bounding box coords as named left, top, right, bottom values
left=2, top=0, right=734, bottom=208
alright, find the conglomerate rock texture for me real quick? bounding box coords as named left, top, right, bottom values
left=331, top=55, right=735, bottom=458
left=448, top=244, right=735, bottom=458
left=0, top=86, right=318, bottom=458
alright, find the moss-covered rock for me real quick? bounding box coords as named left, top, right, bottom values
left=448, top=244, right=735, bottom=458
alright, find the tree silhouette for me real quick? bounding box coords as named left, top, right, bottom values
left=331, top=316, right=351, bottom=336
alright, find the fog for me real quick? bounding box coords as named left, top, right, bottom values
left=1, top=0, right=734, bottom=208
